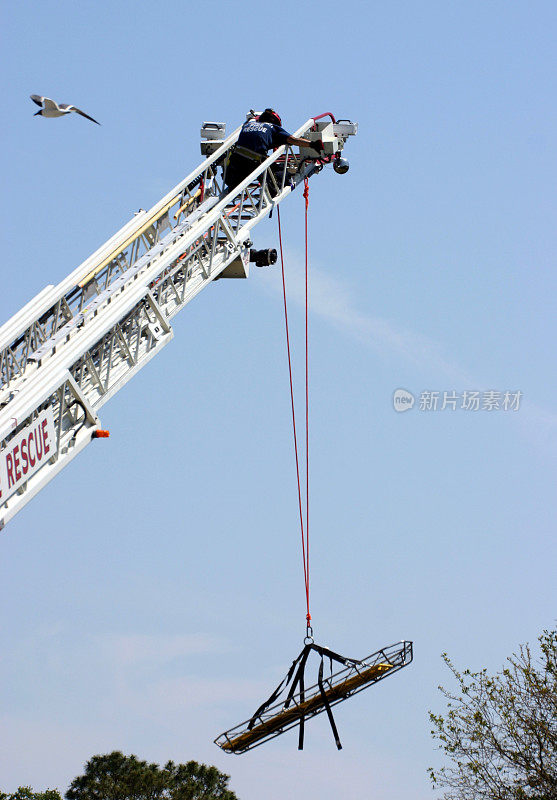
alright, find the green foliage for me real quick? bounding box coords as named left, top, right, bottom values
left=65, top=751, right=238, bottom=800
left=0, top=789, right=63, bottom=800
left=429, top=628, right=557, bottom=799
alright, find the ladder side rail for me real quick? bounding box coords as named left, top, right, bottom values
left=77, top=143, right=235, bottom=297
left=0, top=179, right=219, bottom=390
left=69, top=125, right=240, bottom=292
left=1, top=116, right=358, bottom=526
left=26, top=202, right=221, bottom=364
left=0, top=286, right=55, bottom=349
left=0, top=293, right=176, bottom=526
left=0, top=127, right=242, bottom=388
left=25, top=197, right=222, bottom=370
left=0, top=370, right=101, bottom=528
left=0, top=286, right=171, bottom=523
left=0, top=209, right=229, bottom=435
left=2, top=113, right=326, bottom=364
left=65, top=292, right=173, bottom=411
left=0, top=213, right=149, bottom=353
left=0, top=208, right=248, bottom=478
left=1, top=120, right=316, bottom=395
left=18, top=120, right=322, bottom=390
left=0, top=116, right=325, bottom=386
left=0, top=290, right=148, bottom=440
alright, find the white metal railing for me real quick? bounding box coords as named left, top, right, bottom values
left=0, top=116, right=356, bottom=527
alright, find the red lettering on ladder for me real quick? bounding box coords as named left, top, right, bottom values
left=21, top=439, right=29, bottom=474
left=42, top=419, right=50, bottom=455
left=13, top=446, right=21, bottom=482
left=35, top=425, right=43, bottom=461
left=6, top=453, right=15, bottom=488
left=28, top=432, right=36, bottom=467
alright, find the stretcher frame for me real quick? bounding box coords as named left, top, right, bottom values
left=215, top=640, right=413, bottom=754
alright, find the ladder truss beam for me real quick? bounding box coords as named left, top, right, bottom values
left=1, top=116, right=357, bottom=527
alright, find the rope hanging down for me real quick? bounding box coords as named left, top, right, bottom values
left=303, top=178, right=310, bottom=636
left=215, top=174, right=415, bottom=756
left=214, top=117, right=414, bottom=756
left=272, top=184, right=355, bottom=750
left=277, top=176, right=312, bottom=637
left=269, top=184, right=357, bottom=751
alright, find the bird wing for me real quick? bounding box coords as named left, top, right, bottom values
left=30, top=95, right=44, bottom=107
left=69, top=106, right=101, bottom=125
left=42, top=97, right=60, bottom=113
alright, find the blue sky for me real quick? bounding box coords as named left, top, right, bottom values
left=1, top=2, right=556, bottom=798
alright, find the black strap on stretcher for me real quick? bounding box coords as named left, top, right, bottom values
left=247, top=641, right=362, bottom=750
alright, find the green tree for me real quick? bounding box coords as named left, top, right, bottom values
left=65, top=751, right=238, bottom=800
left=0, top=788, right=62, bottom=800
left=429, top=628, right=557, bottom=799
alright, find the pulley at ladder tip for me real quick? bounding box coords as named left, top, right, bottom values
left=214, top=639, right=413, bottom=755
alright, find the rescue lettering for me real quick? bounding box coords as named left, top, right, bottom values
left=0, top=408, right=56, bottom=501
left=6, top=421, right=50, bottom=488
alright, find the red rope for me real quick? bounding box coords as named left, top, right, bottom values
left=277, top=207, right=309, bottom=620
left=277, top=180, right=312, bottom=634
left=303, top=179, right=310, bottom=630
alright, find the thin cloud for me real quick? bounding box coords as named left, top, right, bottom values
left=259, top=256, right=474, bottom=384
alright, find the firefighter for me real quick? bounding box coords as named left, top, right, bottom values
left=223, top=108, right=323, bottom=194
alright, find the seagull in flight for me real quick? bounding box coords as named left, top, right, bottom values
left=30, top=95, right=101, bottom=125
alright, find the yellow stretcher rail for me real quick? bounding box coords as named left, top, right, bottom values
left=220, top=662, right=394, bottom=753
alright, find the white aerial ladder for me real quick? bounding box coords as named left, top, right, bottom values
left=0, top=113, right=357, bottom=529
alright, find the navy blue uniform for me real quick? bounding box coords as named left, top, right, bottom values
left=224, top=119, right=292, bottom=192
left=237, top=120, right=291, bottom=155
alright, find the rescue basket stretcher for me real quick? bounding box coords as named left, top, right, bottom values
left=215, top=640, right=413, bottom=754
